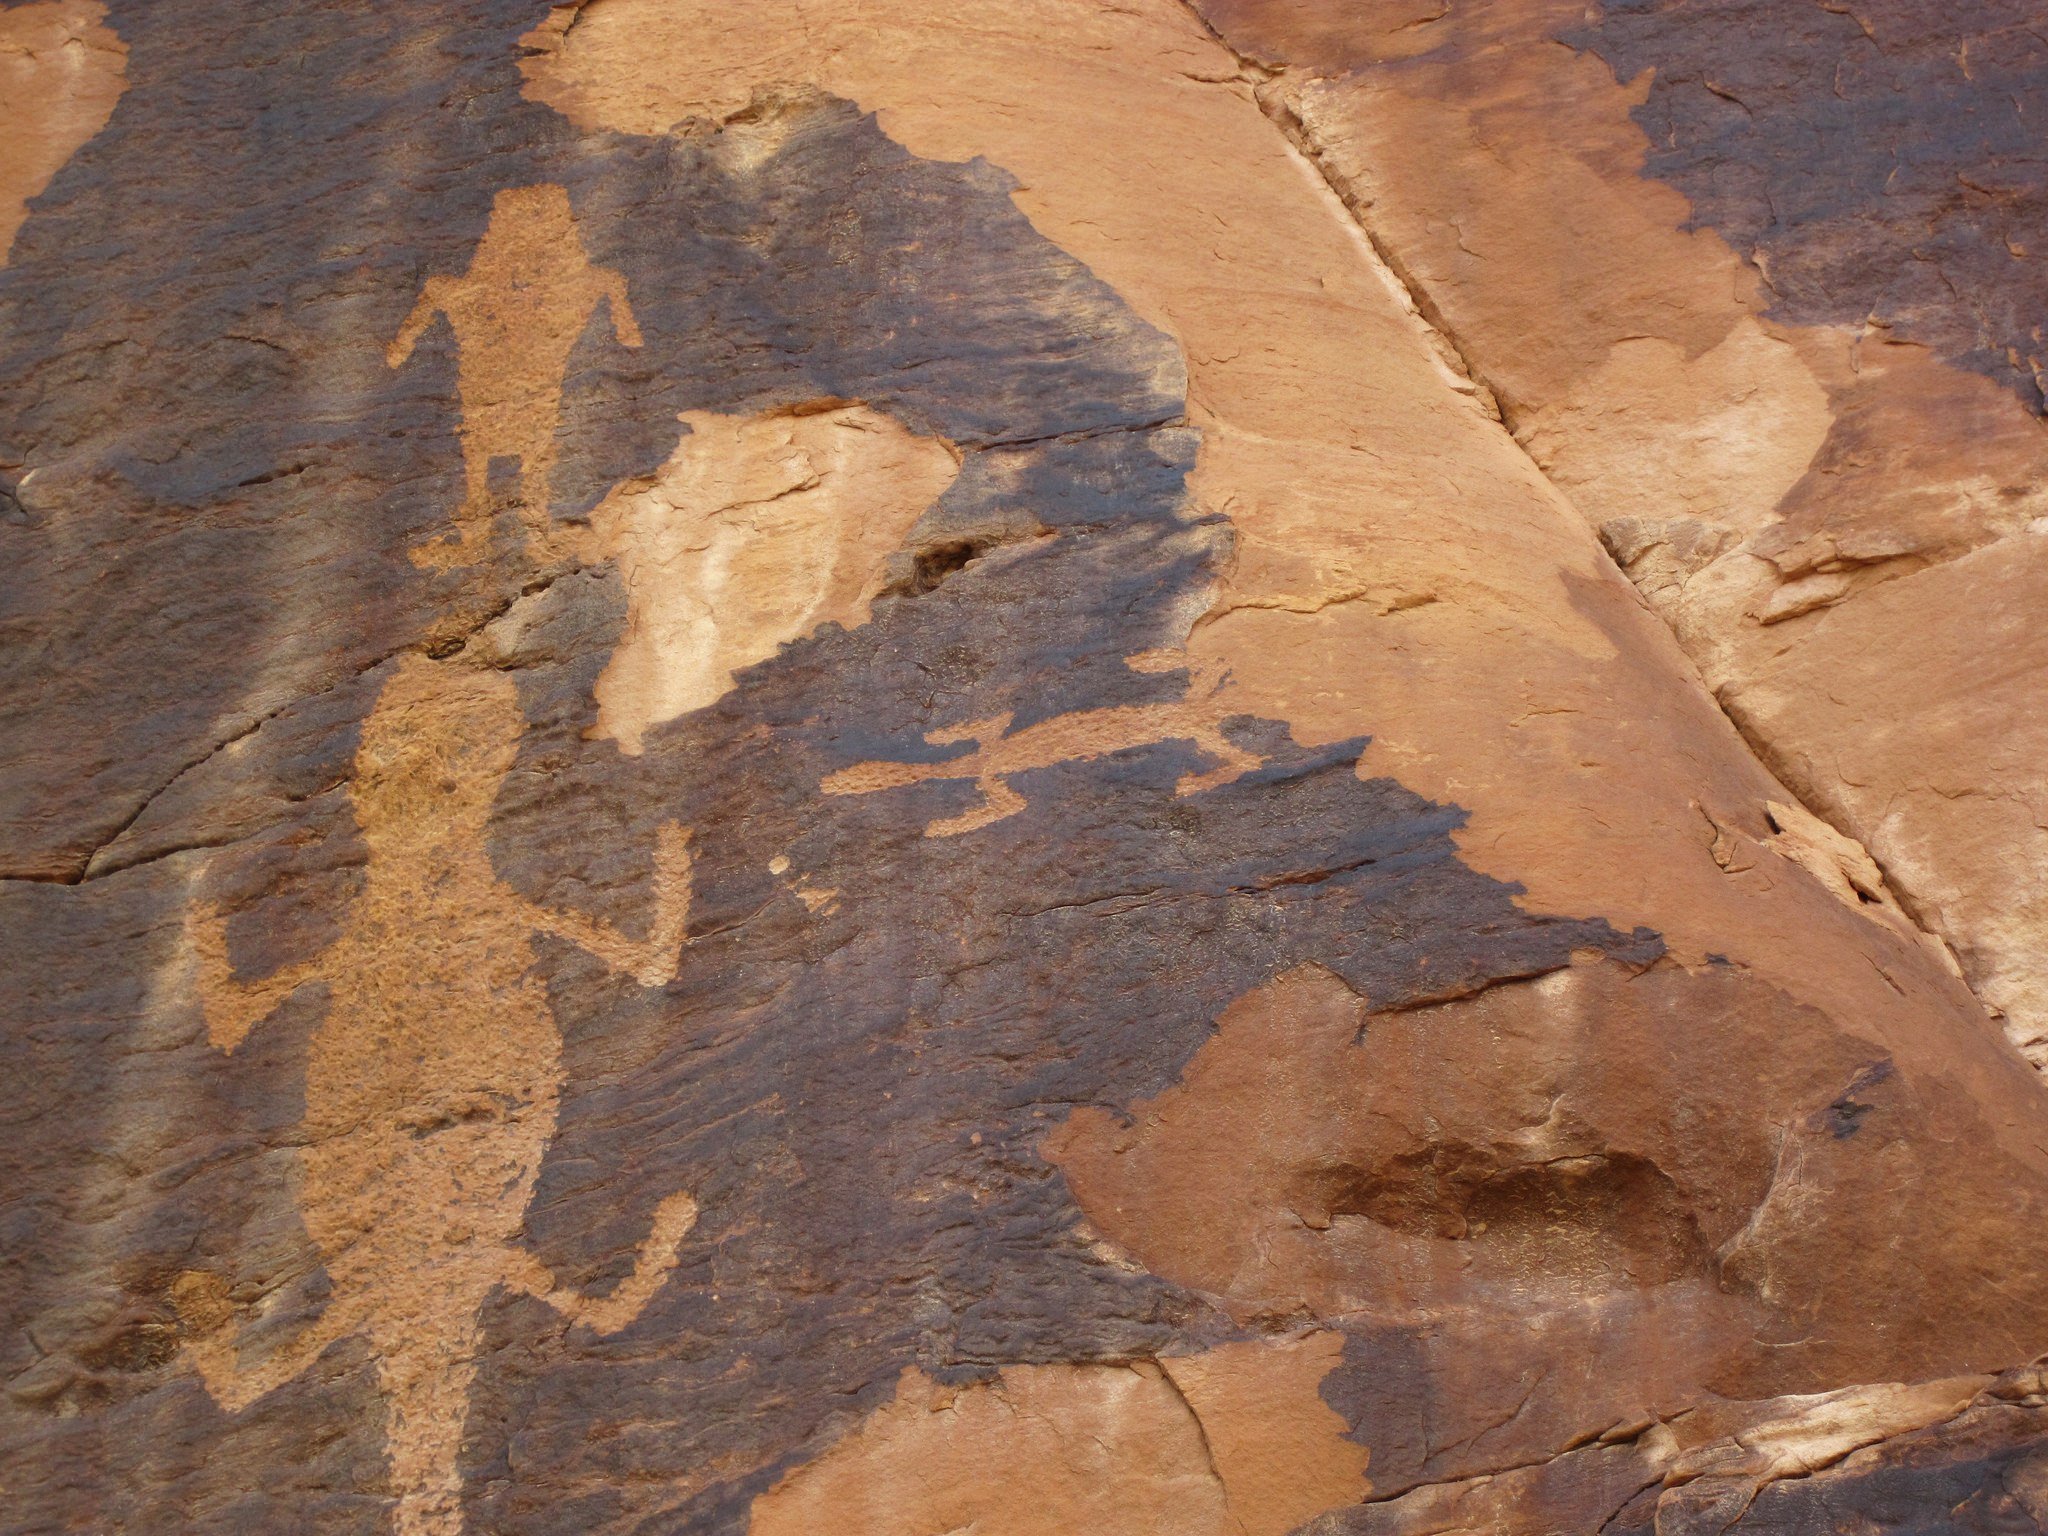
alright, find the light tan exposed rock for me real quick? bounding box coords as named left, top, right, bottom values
left=525, top=0, right=2009, bottom=1093
left=1651, top=1375, right=1992, bottom=1530
left=0, top=0, right=124, bottom=264
left=588, top=403, right=960, bottom=753
left=1195, top=0, right=2048, bottom=1066
left=1159, top=1334, right=1373, bottom=1536
left=747, top=1336, right=1367, bottom=1536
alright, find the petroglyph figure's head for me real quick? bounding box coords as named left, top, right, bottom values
left=352, top=656, right=523, bottom=857
left=483, top=182, right=576, bottom=250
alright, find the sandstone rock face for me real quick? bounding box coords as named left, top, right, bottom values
left=1193, top=0, right=2048, bottom=1068
left=3, top=3, right=2045, bottom=1535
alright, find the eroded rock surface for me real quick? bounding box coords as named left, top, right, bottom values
left=4, top=2, right=2046, bottom=1534
left=1193, top=0, right=2048, bottom=1069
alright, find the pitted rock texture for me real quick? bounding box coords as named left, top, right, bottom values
left=4, top=3, right=2048, bottom=1536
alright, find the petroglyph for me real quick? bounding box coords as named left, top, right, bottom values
left=0, top=0, right=127, bottom=263
left=587, top=403, right=959, bottom=753
left=387, top=183, right=642, bottom=568
left=821, top=650, right=1262, bottom=836
left=176, top=654, right=696, bottom=1536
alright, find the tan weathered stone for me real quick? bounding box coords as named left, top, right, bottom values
left=522, top=0, right=2010, bottom=1075
left=1194, top=0, right=2048, bottom=1066
left=588, top=403, right=959, bottom=753
left=0, top=0, right=124, bottom=263
left=8, top=4, right=2048, bottom=1533
left=747, top=1336, right=1366, bottom=1536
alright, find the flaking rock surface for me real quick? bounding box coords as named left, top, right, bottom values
left=3, top=3, right=2046, bottom=1535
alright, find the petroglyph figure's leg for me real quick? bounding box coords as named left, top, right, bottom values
left=927, top=775, right=1026, bottom=837
left=374, top=1314, right=485, bottom=1536
left=496, top=1243, right=557, bottom=1302
left=521, top=822, right=693, bottom=986
left=513, top=465, right=558, bottom=549
left=600, top=269, right=642, bottom=349
left=927, top=713, right=1010, bottom=748
left=186, top=901, right=324, bottom=1053
left=1123, top=648, right=1192, bottom=676
left=411, top=522, right=491, bottom=570
left=819, top=758, right=942, bottom=797
left=503, top=1189, right=700, bottom=1336
left=510, top=390, right=574, bottom=560
left=411, top=415, right=509, bottom=569
left=179, top=896, right=352, bottom=1409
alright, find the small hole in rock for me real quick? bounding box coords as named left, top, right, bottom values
left=897, top=537, right=995, bottom=596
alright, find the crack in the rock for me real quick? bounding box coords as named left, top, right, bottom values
left=1001, top=885, right=1172, bottom=920
left=1169, top=0, right=1990, bottom=1022
left=4, top=565, right=575, bottom=888
left=998, top=847, right=1398, bottom=921
left=1224, top=849, right=1388, bottom=897
left=1254, top=92, right=1510, bottom=427
left=1596, top=1473, right=1669, bottom=1534
left=1151, top=1361, right=1242, bottom=1529
left=56, top=780, right=359, bottom=888
left=1419, top=1367, right=1547, bottom=1473
left=1359, top=1445, right=1599, bottom=1508
left=1711, top=683, right=1972, bottom=966
left=967, top=413, right=1189, bottom=453
left=1170, top=2, right=1508, bottom=422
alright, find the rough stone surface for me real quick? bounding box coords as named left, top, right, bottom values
left=1195, top=0, right=2048, bottom=1072
left=4, top=2, right=2047, bottom=1534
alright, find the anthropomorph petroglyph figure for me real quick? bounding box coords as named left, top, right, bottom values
left=175, top=654, right=697, bottom=1536
left=388, top=183, right=642, bottom=568
left=822, top=650, right=1264, bottom=836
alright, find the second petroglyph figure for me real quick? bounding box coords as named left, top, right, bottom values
left=823, top=650, right=1263, bottom=836
left=388, top=184, right=642, bottom=568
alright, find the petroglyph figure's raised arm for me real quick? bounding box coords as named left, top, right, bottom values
left=502, top=1188, right=701, bottom=1335
left=386, top=274, right=452, bottom=371
left=186, top=899, right=326, bottom=1053
left=519, top=821, right=694, bottom=987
